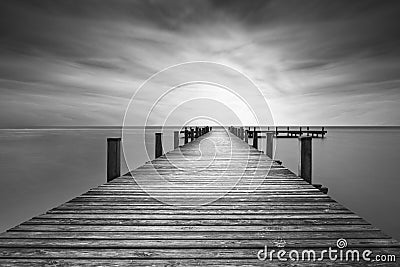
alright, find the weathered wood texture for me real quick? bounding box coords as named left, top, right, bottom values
left=0, top=129, right=398, bottom=266
left=106, top=137, right=121, bottom=182
left=299, top=136, right=312, bottom=184
left=155, top=133, right=163, bottom=158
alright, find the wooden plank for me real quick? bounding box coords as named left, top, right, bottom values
left=8, top=224, right=381, bottom=232
left=0, top=231, right=390, bottom=240
left=0, top=238, right=398, bottom=248
left=0, top=259, right=398, bottom=267
left=0, top=247, right=398, bottom=259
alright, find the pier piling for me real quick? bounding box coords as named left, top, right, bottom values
left=155, top=133, right=163, bottom=158
left=299, top=136, right=312, bottom=183
left=252, top=128, right=258, bottom=149
left=106, top=138, right=121, bottom=182
left=173, top=131, right=179, bottom=149
left=266, top=132, right=273, bottom=158
left=191, top=128, right=195, bottom=142
left=184, top=128, right=189, bottom=144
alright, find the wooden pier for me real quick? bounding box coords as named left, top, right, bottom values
left=0, top=128, right=398, bottom=266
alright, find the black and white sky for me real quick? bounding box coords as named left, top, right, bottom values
left=1, top=0, right=400, bottom=127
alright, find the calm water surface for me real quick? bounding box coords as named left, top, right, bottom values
left=0, top=127, right=399, bottom=240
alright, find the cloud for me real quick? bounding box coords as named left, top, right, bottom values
left=0, top=0, right=399, bottom=127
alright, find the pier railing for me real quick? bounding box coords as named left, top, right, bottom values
left=246, top=126, right=327, bottom=138
left=229, top=126, right=328, bottom=194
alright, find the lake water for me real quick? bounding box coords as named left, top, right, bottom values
left=0, top=127, right=399, bottom=241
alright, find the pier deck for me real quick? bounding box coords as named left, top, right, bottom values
left=0, top=129, right=398, bottom=266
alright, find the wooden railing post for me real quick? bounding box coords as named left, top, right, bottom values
left=184, top=128, right=189, bottom=144
left=174, top=131, right=179, bottom=149
left=190, top=128, right=195, bottom=142
left=245, top=130, right=248, bottom=143
left=299, top=136, right=312, bottom=183
left=252, top=129, right=258, bottom=149
left=107, top=138, right=121, bottom=182
left=266, top=132, right=273, bottom=158
left=155, top=133, right=163, bottom=158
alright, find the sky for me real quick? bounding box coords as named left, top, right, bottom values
left=0, top=0, right=400, bottom=127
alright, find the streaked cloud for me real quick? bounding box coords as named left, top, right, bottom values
left=0, top=0, right=399, bottom=126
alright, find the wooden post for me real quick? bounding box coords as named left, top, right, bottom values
left=184, top=128, right=188, bottom=144
left=190, top=128, right=194, bottom=142
left=252, top=130, right=258, bottom=149
left=155, top=133, right=163, bottom=158
left=299, top=136, right=312, bottom=184
left=245, top=130, right=248, bottom=143
left=266, top=132, right=273, bottom=158
left=174, top=131, right=179, bottom=149
left=107, top=138, right=121, bottom=182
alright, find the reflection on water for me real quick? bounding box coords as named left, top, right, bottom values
left=0, top=127, right=399, bottom=241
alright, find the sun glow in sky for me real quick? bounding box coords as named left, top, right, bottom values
left=0, top=0, right=400, bottom=127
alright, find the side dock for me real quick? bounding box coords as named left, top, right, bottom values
left=0, top=128, right=398, bottom=266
